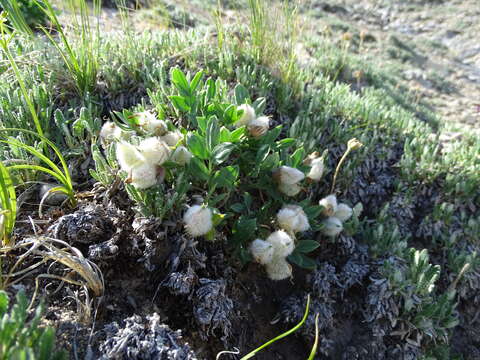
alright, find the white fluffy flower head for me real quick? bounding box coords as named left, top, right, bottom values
left=277, top=205, right=310, bottom=233
left=116, top=141, right=145, bottom=172
left=319, top=194, right=338, bottom=217
left=128, top=163, right=158, bottom=189
left=183, top=205, right=213, bottom=237
left=248, top=116, right=269, bottom=138
left=266, top=230, right=295, bottom=258
left=161, top=130, right=183, bottom=147
left=265, top=257, right=292, bottom=281
left=100, top=122, right=118, bottom=146
left=236, top=104, right=256, bottom=127
left=172, top=146, right=192, bottom=165
left=322, top=216, right=343, bottom=237
left=138, top=137, right=171, bottom=166
left=278, top=182, right=302, bottom=197
left=249, top=239, right=274, bottom=265
left=307, top=157, right=324, bottom=182
left=334, top=203, right=352, bottom=222
left=275, top=166, right=305, bottom=185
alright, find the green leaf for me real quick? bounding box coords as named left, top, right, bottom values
left=223, top=104, right=238, bottom=125
left=295, top=240, right=320, bottom=253
left=234, top=84, right=249, bottom=105
left=234, top=216, right=257, bottom=240
left=252, top=97, right=267, bottom=115
left=0, top=291, right=9, bottom=315
left=169, top=95, right=191, bottom=112
left=190, top=70, right=204, bottom=92
left=213, top=165, right=239, bottom=189
left=288, top=252, right=317, bottom=270
left=212, top=142, right=235, bottom=165
left=187, top=133, right=209, bottom=160
left=230, top=127, right=245, bottom=142
left=290, top=147, right=305, bottom=168
left=255, top=144, right=271, bottom=164
left=219, top=127, right=231, bottom=143
left=205, top=78, right=216, bottom=102
left=262, top=125, right=282, bottom=144
left=303, top=205, right=323, bottom=220
left=171, top=68, right=191, bottom=96
left=276, top=138, right=296, bottom=150
left=189, top=158, right=210, bottom=181
left=230, top=203, right=245, bottom=213
left=206, top=116, right=220, bottom=151
left=197, top=116, right=208, bottom=133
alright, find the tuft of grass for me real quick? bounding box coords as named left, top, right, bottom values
left=33, top=0, right=101, bottom=97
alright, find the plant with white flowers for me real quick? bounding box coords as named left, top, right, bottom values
left=92, top=68, right=363, bottom=277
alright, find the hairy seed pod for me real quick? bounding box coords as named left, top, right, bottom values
left=183, top=205, right=213, bottom=237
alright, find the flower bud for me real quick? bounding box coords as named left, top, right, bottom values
left=265, top=257, right=292, bottom=281
left=100, top=121, right=118, bottom=147
left=334, top=203, right=352, bottom=222
left=248, top=116, right=269, bottom=138
left=274, top=166, right=305, bottom=185
left=236, top=104, right=256, bottom=127
left=307, top=157, right=324, bottom=182
left=249, top=239, right=274, bottom=265
left=116, top=141, right=145, bottom=172
left=319, top=194, right=338, bottom=217
left=347, top=138, right=363, bottom=151
left=278, top=182, right=302, bottom=197
left=172, top=146, right=192, bottom=165
left=161, top=130, right=183, bottom=147
left=129, top=163, right=158, bottom=189
left=183, top=205, right=213, bottom=237
left=138, top=137, right=171, bottom=166
left=321, top=216, right=343, bottom=237
left=303, top=151, right=320, bottom=165
left=266, top=230, right=295, bottom=258
left=277, top=205, right=310, bottom=233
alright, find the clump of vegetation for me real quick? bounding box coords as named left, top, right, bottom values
left=0, top=290, right=66, bottom=360
left=94, top=68, right=361, bottom=279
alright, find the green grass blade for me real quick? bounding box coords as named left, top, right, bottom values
left=307, top=314, right=319, bottom=360
left=0, top=161, right=17, bottom=244
left=241, top=294, right=311, bottom=359
left=0, top=0, right=34, bottom=35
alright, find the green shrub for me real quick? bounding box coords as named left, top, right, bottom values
left=0, top=290, right=66, bottom=360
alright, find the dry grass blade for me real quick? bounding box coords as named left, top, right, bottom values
left=2, top=236, right=104, bottom=300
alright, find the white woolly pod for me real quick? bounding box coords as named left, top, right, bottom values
left=183, top=205, right=213, bottom=237
left=128, top=163, right=158, bottom=189
left=248, top=116, right=269, bottom=138
left=266, top=230, right=295, bottom=258
left=277, top=205, right=310, bottom=233
left=307, top=157, right=324, bottom=182
left=113, top=126, right=132, bottom=141
left=249, top=239, right=275, bottom=265
left=236, top=104, right=256, bottom=127
left=142, top=118, right=168, bottom=136
left=274, top=166, right=305, bottom=185
left=172, top=146, right=192, bottom=165
left=116, top=141, right=145, bottom=172
left=278, top=182, right=302, bottom=197
left=138, top=137, right=171, bottom=166
left=321, top=216, right=343, bottom=237
left=265, top=257, right=292, bottom=281
left=99, top=121, right=118, bottom=146
left=319, top=194, right=338, bottom=217
left=161, top=130, right=183, bottom=147
left=334, top=203, right=353, bottom=222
